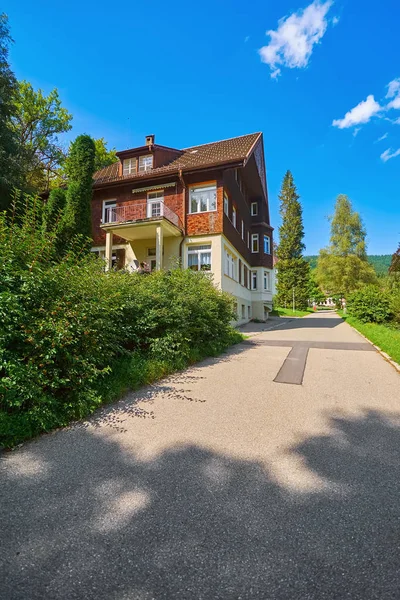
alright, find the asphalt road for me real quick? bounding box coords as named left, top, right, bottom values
left=1, top=312, right=400, bottom=599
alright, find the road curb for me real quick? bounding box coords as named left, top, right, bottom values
left=345, top=322, right=400, bottom=375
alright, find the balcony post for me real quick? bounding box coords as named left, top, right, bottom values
left=156, top=224, right=163, bottom=270
left=105, top=230, right=113, bottom=271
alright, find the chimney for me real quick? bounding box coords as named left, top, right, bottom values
left=145, top=134, right=155, bottom=146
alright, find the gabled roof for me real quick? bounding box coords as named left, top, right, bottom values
left=93, top=132, right=262, bottom=186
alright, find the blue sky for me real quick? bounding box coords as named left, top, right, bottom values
left=4, top=0, right=400, bottom=254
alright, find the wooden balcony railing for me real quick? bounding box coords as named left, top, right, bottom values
left=102, top=202, right=183, bottom=230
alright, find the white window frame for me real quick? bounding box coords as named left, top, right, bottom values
left=187, top=244, right=212, bottom=271
left=264, top=234, right=271, bottom=254
left=138, top=154, right=153, bottom=172
left=251, top=202, right=258, bottom=216
left=247, top=231, right=250, bottom=248
left=224, top=250, right=236, bottom=280
left=189, top=184, right=217, bottom=214
left=102, top=199, right=117, bottom=223
left=251, top=233, right=259, bottom=253
left=123, top=158, right=137, bottom=175
left=147, top=190, right=164, bottom=218
left=241, top=220, right=244, bottom=240
left=224, top=192, right=229, bottom=216
left=263, top=271, right=270, bottom=291
left=247, top=306, right=251, bottom=319
left=251, top=271, right=257, bottom=290
left=232, top=206, right=237, bottom=229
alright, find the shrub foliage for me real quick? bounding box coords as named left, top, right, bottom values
left=347, top=285, right=393, bottom=324
left=0, top=195, right=238, bottom=446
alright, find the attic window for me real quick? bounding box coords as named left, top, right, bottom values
left=139, top=155, right=153, bottom=172
left=123, top=158, right=137, bottom=175
left=190, top=150, right=198, bottom=154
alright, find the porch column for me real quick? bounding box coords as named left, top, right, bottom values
left=105, top=230, right=113, bottom=271
left=156, top=225, right=163, bottom=270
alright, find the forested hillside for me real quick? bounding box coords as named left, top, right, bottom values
left=305, top=255, right=392, bottom=276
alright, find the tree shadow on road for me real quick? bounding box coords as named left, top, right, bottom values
left=1, top=409, right=400, bottom=599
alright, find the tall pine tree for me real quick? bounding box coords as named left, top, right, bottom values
left=276, top=171, right=310, bottom=309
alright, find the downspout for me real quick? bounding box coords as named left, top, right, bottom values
left=178, top=169, right=186, bottom=265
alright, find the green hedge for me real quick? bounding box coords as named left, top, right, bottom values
left=347, top=285, right=393, bottom=323
left=0, top=198, right=240, bottom=447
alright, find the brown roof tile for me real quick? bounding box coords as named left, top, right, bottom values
left=93, top=132, right=261, bottom=186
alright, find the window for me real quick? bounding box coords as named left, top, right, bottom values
left=248, top=306, right=251, bottom=319
left=251, top=271, right=257, bottom=290
left=147, top=247, right=156, bottom=257
left=244, top=265, right=248, bottom=288
left=232, top=206, right=237, bottom=228
left=123, top=158, right=137, bottom=175
left=225, top=250, right=236, bottom=279
left=102, top=200, right=116, bottom=223
left=241, top=304, right=245, bottom=319
left=241, top=220, right=244, bottom=240
left=138, top=155, right=153, bottom=172
left=251, top=234, right=259, bottom=253
left=251, top=202, right=258, bottom=216
left=188, top=244, right=211, bottom=271
left=263, top=271, right=270, bottom=290
left=264, top=234, right=271, bottom=254
left=189, top=184, right=217, bottom=214
left=147, top=190, right=164, bottom=218
left=238, top=259, right=242, bottom=284
left=247, top=231, right=250, bottom=248
left=224, top=192, right=229, bottom=216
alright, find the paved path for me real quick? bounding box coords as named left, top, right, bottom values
left=1, top=313, right=400, bottom=599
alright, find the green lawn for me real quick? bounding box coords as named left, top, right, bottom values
left=270, top=307, right=314, bottom=318
left=339, top=312, right=400, bottom=365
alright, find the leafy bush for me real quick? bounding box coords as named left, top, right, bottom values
left=347, top=285, right=393, bottom=323
left=390, top=288, right=400, bottom=325
left=0, top=195, right=239, bottom=446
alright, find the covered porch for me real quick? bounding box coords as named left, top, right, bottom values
left=101, top=202, right=183, bottom=271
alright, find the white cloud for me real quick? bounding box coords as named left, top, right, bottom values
left=394, top=117, right=400, bottom=125
left=386, top=78, right=400, bottom=110
left=376, top=132, right=388, bottom=142
left=332, top=95, right=382, bottom=129
left=386, top=78, right=400, bottom=98
left=352, top=127, right=361, bottom=137
left=244, top=35, right=250, bottom=43
left=332, top=15, right=340, bottom=25
left=380, top=148, right=400, bottom=163
left=259, top=1, right=334, bottom=79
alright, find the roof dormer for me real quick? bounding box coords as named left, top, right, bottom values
left=115, top=134, right=182, bottom=177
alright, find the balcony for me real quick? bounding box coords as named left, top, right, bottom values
left=103, top=202, right=182, bottom=230
left=101, top=201, right=183, bottom=243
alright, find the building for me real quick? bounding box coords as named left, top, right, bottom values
left=91, top=132, right=274, bottom=323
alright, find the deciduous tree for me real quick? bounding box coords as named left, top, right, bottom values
left=12, top=81, right=72, bottom=193
left=316, top=195, right=377, bottom=296
left=93, top=138, right=118, bottom=171
left=0, top=14, right=20, bottom=208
